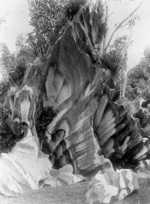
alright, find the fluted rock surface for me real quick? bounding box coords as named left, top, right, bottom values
left=3, top=0, right=150, bottom=178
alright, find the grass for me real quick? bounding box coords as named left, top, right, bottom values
left=0, top=178, right=150, bottom=204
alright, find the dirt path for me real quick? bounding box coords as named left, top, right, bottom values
left=0, top=178, right=150, bottom=204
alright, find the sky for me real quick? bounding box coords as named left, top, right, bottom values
left=0, top=0, right=150, bottom=70
left=107, top=0, right=150, bottom=69
left=0, top=0, right=32, bottom=51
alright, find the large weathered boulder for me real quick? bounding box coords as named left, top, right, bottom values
left=86, top=157, right=139, bottom=204
left=2, top=0, right=150, bottom=188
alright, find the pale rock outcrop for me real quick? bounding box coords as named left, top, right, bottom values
left=86, top=157, right=138, bottom=204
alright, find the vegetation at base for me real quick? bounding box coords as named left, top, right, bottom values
left=0, top=107, right=16, bottom=153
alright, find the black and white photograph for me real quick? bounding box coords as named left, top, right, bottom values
left=0, top=0, right=150, bottom=203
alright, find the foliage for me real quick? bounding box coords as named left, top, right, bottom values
left=0, top=81, right=10, bottom=104
left=8, top=65, right=26, bottom=86
left=0, top=107, right=16, bottom=153
left=103, top=0, right=142, bottom=52
left=0, top=40, right=30, bottom=101
left=101, top=35, right=130, bottom=98
left=102, top=36, right=128, bottom=74
left=28, top=0, right=88, bottom=49
left=0, top=43, right=15, bottom=72
left=0, top=40, right=29, bottom=87
left=101, top=0, right=142, bottom=99
left=125, top=47, right=150, bottom=101
left=29, top=0, right=68, bottom=47
left=15, top=34, right=35, bottom=65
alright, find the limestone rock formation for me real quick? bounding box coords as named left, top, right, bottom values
left=3, top=0, right=150, bottom=178
left=86, top=157, right=138, bottom=204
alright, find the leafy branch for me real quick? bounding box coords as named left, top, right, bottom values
left=104, top=0, right=143, bottom=53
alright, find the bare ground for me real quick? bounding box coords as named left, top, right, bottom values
left=0, top=178, right=150, bottom=204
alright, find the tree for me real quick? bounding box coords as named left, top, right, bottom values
left=103, top=0, right=143, bottom=53
left=101, top=35, right=131, bottom=100
left=15, top=34, right=35, bottom=66
left=125, top=47, right=150, bottom=101
left=0, top=37, right=31, bottom=89
left=0, top=43, right=15, bottom=73
left=100, top=0, right=143, bottom=100
left=28, top=0, right=88, bottom=49
left=28, top=0, right=69, bottom=47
